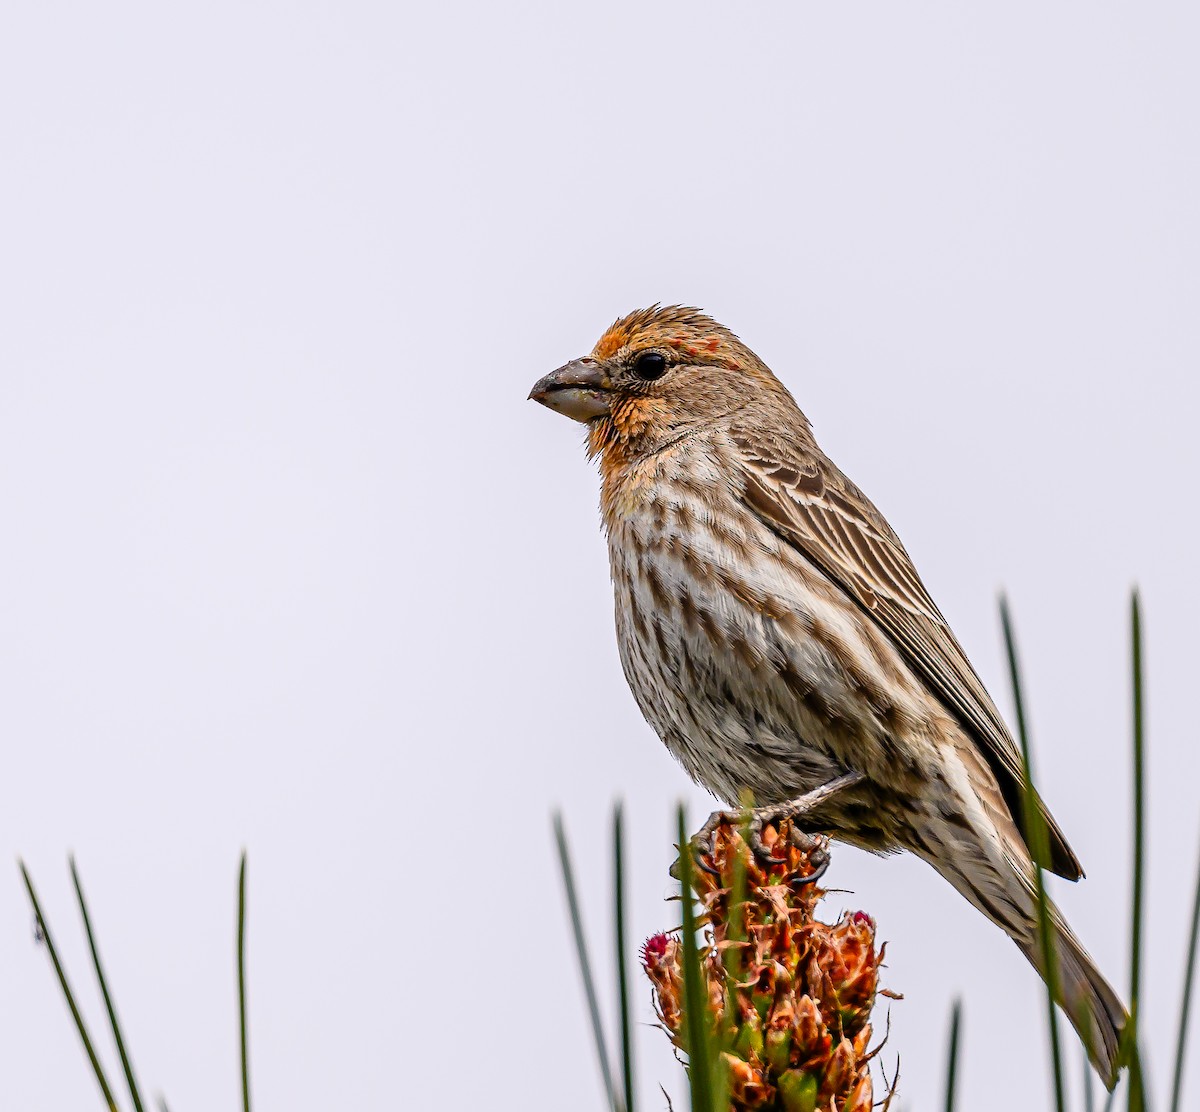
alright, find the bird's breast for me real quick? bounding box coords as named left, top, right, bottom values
left=602, top=467, right=939, bottom=804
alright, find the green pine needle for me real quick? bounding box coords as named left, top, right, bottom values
left=1169, top=829, right=1200, bottom=1112
left=69, top=857, right=147, bottom=1112
left=18, top=860, right=120, bottom=1112
left=999, top=595, right=1066, bottom=1112
left=675, top=805, right=717, bottom=1112
left=613, top=803, right=636, bottom=1112
left=943, top=999, right=962, bottom=1112
left=553, top=813, right=620, bottom=1111
left=1127, top=591, right=1147, bottom=1112
left=1084, top=1037, right=1096, bottom=1112
left=237, top=852, right=251, bottom=1112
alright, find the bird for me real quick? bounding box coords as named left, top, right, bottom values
left=528, top=304, right=1128, bottom=1087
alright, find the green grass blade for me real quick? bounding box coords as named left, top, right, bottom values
left=721, top=799, right=751, bottom=1047
left=943, top=999, right=962, bottom=1112
left=675, top=805, right=716, bottom=1112
left=1127, top=590, right=1147, bottom=1112
left=1084, top=1038, right=1096, bottom=1112
left=613, top=803, right=635, bottom=1112
left=1170, top=829, right=1200, bottom=1112
left=69, top=858, right=146, bottom=1112
left=237, top=852, right=251, bottom=1112
left=553, top=813, right=619, bottom=1111
left=18, top=860, right=120, bottom=1112
left=1000, top=596, right=1066, bottom=1112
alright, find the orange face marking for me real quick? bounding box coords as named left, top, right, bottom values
left=592, top=395, right=670, bottom=483
left=611, top=396, right=659, bottom=440
left=593, top=325, right=631, bottom=360
left=593, top=307, right=739, bottom=369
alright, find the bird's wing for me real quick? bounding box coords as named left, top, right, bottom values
left=731, top=431, right=1083, bottom=880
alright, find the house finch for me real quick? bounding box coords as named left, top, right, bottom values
left=529, top=305, right=1127, bottom=1086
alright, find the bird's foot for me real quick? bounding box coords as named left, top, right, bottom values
left=689, top=771, right=866, bottom=884
left=689, top=806, right=828, bottom=883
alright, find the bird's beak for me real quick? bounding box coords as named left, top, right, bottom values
left=528, top=358, right=613, bottom=423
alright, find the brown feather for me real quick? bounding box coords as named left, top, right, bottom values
left=733, top=437, right=1084, bottom=881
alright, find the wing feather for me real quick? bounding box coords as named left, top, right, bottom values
left=733, top=432, right=1083, bottom=880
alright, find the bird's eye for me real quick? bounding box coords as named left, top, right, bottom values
left=631, top=351, right=668, bottom=381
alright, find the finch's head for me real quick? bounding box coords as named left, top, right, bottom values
left=528, top=305, right=795, bottom=461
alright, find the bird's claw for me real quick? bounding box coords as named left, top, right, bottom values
left=689, top=804, right=828, bottom=884
left=689, top=811, right=735, bottom=877
left=686, top=772, right=865, bottom=884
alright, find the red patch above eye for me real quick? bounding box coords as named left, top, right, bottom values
left=705, top=336, right=720, bottom=351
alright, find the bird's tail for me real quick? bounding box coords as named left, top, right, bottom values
left=1018, top=897, right=1128, bottom=1090
left=924, top=749, right=1129, bottom=1087
left=920, top=809, right=1128, bottom=1089
left=940, top=843, right=1128, bottom=1087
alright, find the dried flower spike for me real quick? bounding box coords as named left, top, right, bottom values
left=647, top=816, right=891, bottom=1111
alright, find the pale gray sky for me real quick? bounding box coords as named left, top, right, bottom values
left=2, top=3, right=1197, bottom=1109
